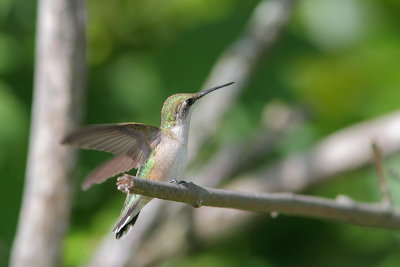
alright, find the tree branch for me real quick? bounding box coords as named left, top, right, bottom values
left=120, top=175, right=400, bottom=231
left=10, top=0, right=86, bottom=266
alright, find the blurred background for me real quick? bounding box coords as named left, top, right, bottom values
left=2, top=0, right=400, bottom=266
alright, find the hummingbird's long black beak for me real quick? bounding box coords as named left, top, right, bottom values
left=194, top=82, right=235, bottom=100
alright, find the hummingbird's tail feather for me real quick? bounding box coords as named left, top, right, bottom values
left=115, top=212, right=140, bottom=240
left=113, top=194, right=152, bottom=239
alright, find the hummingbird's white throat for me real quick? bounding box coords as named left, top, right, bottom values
left=170, top=123, right=190, bottom=143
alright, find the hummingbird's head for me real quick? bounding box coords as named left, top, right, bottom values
left=160, top=82, right=234, bottom=129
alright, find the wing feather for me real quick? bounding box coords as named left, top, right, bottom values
left=63, top=123, right=160, bottom=154
left=63, top=123, right=162, bottom=189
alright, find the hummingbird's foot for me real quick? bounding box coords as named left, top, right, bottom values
left=169, top=179, right=188, bottom=188
left=117, top=174, right=134, bottom=194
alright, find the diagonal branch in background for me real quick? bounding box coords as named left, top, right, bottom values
left=10, top=0, right=86, bottom=266
left=233, top=110, right=400, bottom=194
left=87, top=1, right=296, bottom=267
left=119, top=175, right=400, bottom=230
left=189, top=0, right=296, bottom=160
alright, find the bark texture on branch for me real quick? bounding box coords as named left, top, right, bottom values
left=10, top=0, right=86, bottom=266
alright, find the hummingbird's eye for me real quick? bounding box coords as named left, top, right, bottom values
left=185, top=98, right=194, bottom=106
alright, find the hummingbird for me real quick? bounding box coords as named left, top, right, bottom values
left=62, top=82, right=234, bottom=239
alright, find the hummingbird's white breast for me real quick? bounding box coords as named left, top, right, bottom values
left=149, top=124, right=189, bottom=182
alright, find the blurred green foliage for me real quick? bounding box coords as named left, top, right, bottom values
left=1, top=0, right=400, bottom=266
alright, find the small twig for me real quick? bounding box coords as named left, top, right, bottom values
left=120, top=175, right=400, bottom=230
left=371, top=142, right=393, bottom=208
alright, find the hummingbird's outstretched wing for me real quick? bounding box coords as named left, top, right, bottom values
left=62, top=123, right=161, bottom=189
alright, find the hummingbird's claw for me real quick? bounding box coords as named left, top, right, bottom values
left=169, top=179, right=188, bottom=188
left=117, top=174, right=134, bottom=194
